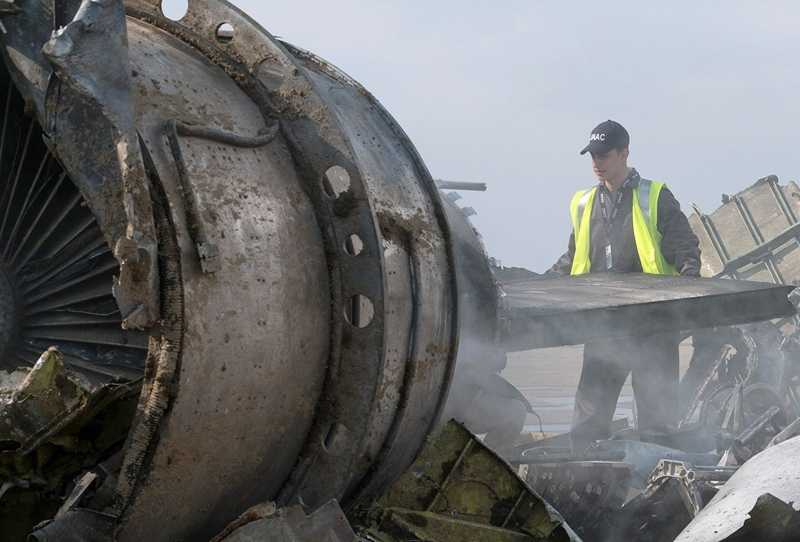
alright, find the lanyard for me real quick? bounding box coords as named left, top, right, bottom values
left=598, top=177, right=632, bottom=269
left=598, top=189, right=625, bottom=225
left=598, top=174, right=635, bottom=225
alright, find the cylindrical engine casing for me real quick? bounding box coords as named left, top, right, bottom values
left=0, top=1, right=476, bottom=540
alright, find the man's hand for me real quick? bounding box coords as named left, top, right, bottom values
left=679, top=261, right=701, bottom=277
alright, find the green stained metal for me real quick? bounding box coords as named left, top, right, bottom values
left=378, top=509, right=535, bottom=542
left=0, top=348, right=89, bottom=452
left=356, top=421, right=579, bottom=542
left=0, top=348, right=141, bottom=540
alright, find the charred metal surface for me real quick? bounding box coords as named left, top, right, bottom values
left=1, top=0, right=159, bottom=331
left=165, top=117, right=280, bottom=273
left=0, top=2, right=20, bottom=16
left=273, top=41, right=458, bottom=511
left=114, top=12, right=330, bottom=541
left=0, top=0, right=458, bottom=539
left=42, top=0, right=158, bottom=330
left=115, top=3, right=459, bottom=527
left=526, top=461, right=632, bottom=540
left=29, top=508, right=116, bottom=542
left=358, top=421, right=579, bottom=541
left=0, top=60, right=147, bottom=379
left=638, top=460, right=734, bottom=518
left=502, top=273, right=795, bottom=350
left=438, top=192, right=516, bottom=452
left=676, top=435, right=800, bottom=541
left=717, top=493, right=800, bottom=542
left=172, top=119, right=279, bottom=148
left=0, top=2, right=51, bottom=122
left=213, top=500, right=356, bottom=542
left=1, top=1, right=462, bottom=540
left=0, top=349, right=140, bottom=541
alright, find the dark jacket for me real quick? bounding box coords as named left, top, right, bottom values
left=550, top=169, right=701, bottom=276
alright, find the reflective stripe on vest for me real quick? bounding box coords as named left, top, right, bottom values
left=569, top=179, right=677, bottom=276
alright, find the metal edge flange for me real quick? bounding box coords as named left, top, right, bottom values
left=282, top=44, right=462, bottom=506
left=122, top=0, right=391, bottom=511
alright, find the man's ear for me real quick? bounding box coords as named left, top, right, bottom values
left=621, top=146, right=630, bottom=161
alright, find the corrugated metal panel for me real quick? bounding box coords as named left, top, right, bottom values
left=689, top=175, right=800, bottom=284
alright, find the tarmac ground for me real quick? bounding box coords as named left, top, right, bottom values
left=503, top=339, right=694, bottom=433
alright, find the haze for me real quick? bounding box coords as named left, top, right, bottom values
left=210, top=1, right=800, bottom=271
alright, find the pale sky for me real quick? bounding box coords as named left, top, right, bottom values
left=172, top=1, right=800, bottom=271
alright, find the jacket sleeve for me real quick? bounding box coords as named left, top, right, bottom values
left=657, top=188, right=701, bottom=276
left=548, top=232, right=576, bottom=276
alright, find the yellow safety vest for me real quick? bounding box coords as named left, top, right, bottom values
left=569, top=179, right=677, bottom=276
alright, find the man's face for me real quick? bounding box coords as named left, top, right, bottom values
left=590, top=147, right=629, bottom=185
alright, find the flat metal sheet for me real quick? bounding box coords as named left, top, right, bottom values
left=502, top=273, right=795, bottom=350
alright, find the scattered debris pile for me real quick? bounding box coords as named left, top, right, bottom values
left=507, top=175, right=800, bottom=541
left=211, top=500, right=357, bottom=542
left=211, top=421, right=579, bottom=542
left=355, top=421, right=577, bottom=541
left=1, top=0, right=799, bottom=535
left=0, top=349, right=139, bottom=541
left=515, top=364, right=800, bottom=541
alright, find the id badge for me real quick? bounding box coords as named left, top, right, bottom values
left=605, top=244, right=613, bottom=270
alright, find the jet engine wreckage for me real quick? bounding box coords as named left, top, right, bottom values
left=0, top=1, right=799, bottom=540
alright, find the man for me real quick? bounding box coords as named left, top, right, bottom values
left=551, top=120, right=701, bottom=452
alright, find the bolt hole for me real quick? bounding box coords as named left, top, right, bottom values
left=344, top=234, right=364, bottom=256
left=322, top=165, right=351, bottom=198
left=216, top=22, right=235, bottom=43
left=160, top=0, right=188, bottom=21
left=344, top=294, right=374, bottom=328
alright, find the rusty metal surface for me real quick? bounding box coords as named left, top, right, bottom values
left=502, top=273, right=795, bottom=350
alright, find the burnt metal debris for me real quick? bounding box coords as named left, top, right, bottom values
left=501, top=273, right=795, bottom=351
left=211, top=500, right=357, bottom=542
left=2, top=0, right=460, bottom=538
left=354, top=421, right=579, bottom=542
left=509, top=176, right=800, bottom=542
left=1, top=1, right=800, bottom=541
left=0, top=348, right=138, bottom=541
left=689, top=175, right=800, bottom=284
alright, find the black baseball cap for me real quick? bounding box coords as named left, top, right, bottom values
left=580, top=120, right=630, bottom=155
